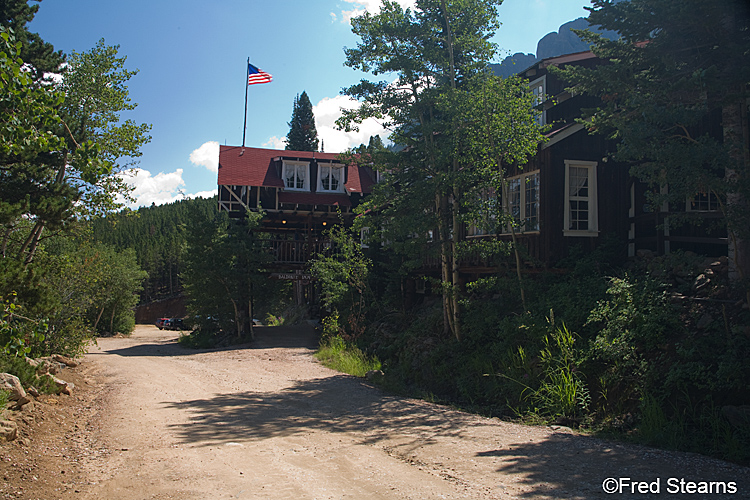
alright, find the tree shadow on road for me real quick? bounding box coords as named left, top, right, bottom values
left=99, top=325, right=318, bottom=357
left=164, top=375, right=477, bottom=449
left=475, top=433, right=748, bottom=499
left=164, top=375, right=749, bottom=499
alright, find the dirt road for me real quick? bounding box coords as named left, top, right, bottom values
left=62, top=325, right=748, bottom=499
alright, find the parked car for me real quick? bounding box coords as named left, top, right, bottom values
left=166, top=318, right=184, bottom=331
left=155, top=318, right=170, bottom=330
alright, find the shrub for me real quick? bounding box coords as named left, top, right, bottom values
left=315, top=335, right=381, bottom=377
left=0, top=354, right=59, bottom=395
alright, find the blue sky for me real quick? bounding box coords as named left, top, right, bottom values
left=29, top=0, right=592, bottom=207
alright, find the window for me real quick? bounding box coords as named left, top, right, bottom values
left=360, top=227, right=370, bottom=249
left=529, top=76, right=546, bottom=126
left=564, top=160, right=598, bottom=235
left=282, top=161, right=309, bottom=191
left=468, top=173, right=539, bottom=236
left=467, top=188, right=499, bottom=236
left=318, top=164, right=344, bottom=192
left=504, top=172, right=539, bottom=233
left=687, top=191, right=720, bottom=212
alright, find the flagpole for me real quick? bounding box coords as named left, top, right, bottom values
left=242, top=57, right=249, bottom=151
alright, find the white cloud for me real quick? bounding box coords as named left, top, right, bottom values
left=189, top=141, right=219, bottom=172
left=335, top=0, right=417, bottom=24
left=188, top=189, right=218, bottom=200
left=313, top=95, right=389, bottom=152
left=117, top=167, right=217, bottom=208
left=118, top=168, right=186, bottom=207
left=262, top=136, right=287, bottom=149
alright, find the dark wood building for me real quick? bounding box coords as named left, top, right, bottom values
left=218, top=146, right=375, bottom=264
left=464, top=50, right=728, bottom=271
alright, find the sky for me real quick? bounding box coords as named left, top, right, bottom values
left=29, top=0, right=593, bottom=208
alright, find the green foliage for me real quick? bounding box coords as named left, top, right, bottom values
left=93, top=196, right=216, bottom=303
left=0, top=0, right=65, bottom=82
left=341, top=1, right=545, bottom=338
left=0, top=294, right=45, bottom=357
left=524, top=324, right=589, bottom=421
left=0, top=389, right=8, bottom=410
left=285, top=91, right=318, bottom=151
left=585, top=275, right=679, bottom=412
left=320, top=312, right=340, bottom=339
left=557, top=0, right=750, bottom=283
left=264, top=313, right=284, bottom=327
left=182, top=208, right=276, bottom=340
left=310, top=218, right=371, bottom=338
left=0, top=354, right=59, bottom=395
left=315, top=335, right=381, bottom=378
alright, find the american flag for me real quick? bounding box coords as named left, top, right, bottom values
left=248, top=63, right=272, bottom=85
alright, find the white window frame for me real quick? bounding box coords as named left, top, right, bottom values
left=317, top=163, right=345, bottom=193
left=501, top=171, right=540, bottom=235
left=360, top=227, right=370, bottom=249
left=529, top=76, right=546, bottom=127
left=686, top=191, right=720, bottom=212
left=282, top=161, right=309, bottom=191
left=564, top=160, right=598, bottom=236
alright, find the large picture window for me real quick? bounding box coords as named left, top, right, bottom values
left=282, top=161, right=309, bottom=191
left=467, top=172, right=539, bottom=236
left=318, top=164, right=344, bottom=192
left=564, top=160, right=598, bottom=235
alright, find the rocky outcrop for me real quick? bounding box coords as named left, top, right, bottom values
left=0, top=373, right=31, bottom=408
left=0, top=420, right=17, bottom=441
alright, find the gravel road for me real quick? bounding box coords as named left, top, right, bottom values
left=74, top=325, right=747, bottom=500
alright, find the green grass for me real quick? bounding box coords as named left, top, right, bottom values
left=315, top=336, right=381, bottom=377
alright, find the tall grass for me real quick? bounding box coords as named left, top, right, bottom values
left=315, top=336, right=381, bottom=377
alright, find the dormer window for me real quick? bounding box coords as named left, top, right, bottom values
left=318, top=164, right=344, bottom=193
left=529, top=76, right=546, bottom=126
left=282, top=161, right=309, bottom=191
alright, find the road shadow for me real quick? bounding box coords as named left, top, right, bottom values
left=165, top=375, right=479, bottom=450
left=100, top=324, right=318, bottom=357
left=476, top=435, right=748, bottom=499
left=164, top=375, right=749, bottom=499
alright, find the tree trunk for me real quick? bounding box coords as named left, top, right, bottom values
left=451, top=192, right=461, bottom=341
left=436, top=192, right=454, bottom=336
left=93, top=306, right=105, bottom=331
left=109, top=305, right=116, bottom=334
left=723, top=92, right=750, bottom=305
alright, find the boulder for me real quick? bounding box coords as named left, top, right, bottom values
left=0, top=420, right=17, bottom=441
left=0, top=373, right=30, bottom=407
left=47, top=375, right=74, bottom=395
left=722, top=405, right=750, bottom=428
left=52, top=354, right=77, bottom=368
left=34, top=357, right=65, bottom=375
left=365, top=369, right=384, bottom=381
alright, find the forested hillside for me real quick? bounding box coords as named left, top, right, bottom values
left=92, top=196, right=217, bottom=304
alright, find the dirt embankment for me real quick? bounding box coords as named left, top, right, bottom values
left=2, top=325, right=748, bottom=499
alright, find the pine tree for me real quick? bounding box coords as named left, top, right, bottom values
left=0, top=0, right=65, bottom=81
left=285, top=91, right=319, bottom=151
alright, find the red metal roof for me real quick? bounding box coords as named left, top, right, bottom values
left=218, top=146, right=372, bottom=194
left=344, top=165, right=375, bottom=194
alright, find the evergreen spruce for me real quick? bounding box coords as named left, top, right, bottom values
left=0, top=0, right=65, bottom=81
left=285, top=91, right=319, bottom=151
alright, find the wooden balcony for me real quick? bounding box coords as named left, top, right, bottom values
left=267, top=239, right=334, bottom=266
